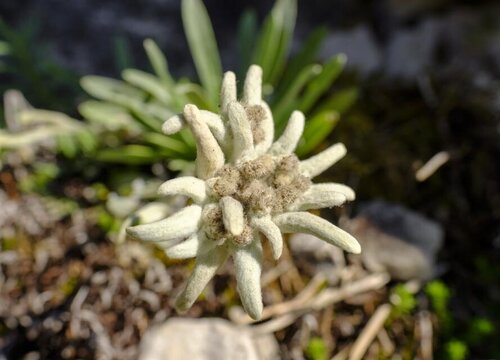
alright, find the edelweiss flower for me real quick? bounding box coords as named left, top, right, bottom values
left=127, top=65, right=361, bottom=320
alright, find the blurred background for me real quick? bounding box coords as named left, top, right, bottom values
left=0, top=0, right=499, bottom=359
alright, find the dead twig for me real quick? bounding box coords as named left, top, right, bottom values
left=377, top=328, right=395, bottom=356
left=261, top=260, right=293, bottom=287
left=415, top=151, right=450, bottom=181
left=234, top=272, right=390, bottom=336
left=418, top=310, right=433, bottom=360
left=348, top=303, right=392, bottom=360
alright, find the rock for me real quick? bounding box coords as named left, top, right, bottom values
left=289, top=232, right=335, bottom=261
left=139, top=318, right=279, bottom=360
left=345, top=201, right=443, bottom=280
left=320, top=25, right=382, bottom=76
left=385, top=19, right=442, bottom=80
left=387, top=0, right=450, bottom=20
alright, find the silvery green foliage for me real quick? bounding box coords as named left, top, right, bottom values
left=0, top=91, right=85, bottom=149
left=127, top=65, right=360, bottom=320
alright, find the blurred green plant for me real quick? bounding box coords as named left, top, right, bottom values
left=426, top=280, right=452, bottom=331
left=74, top=0, right=357, bottom=166
left=425, top=280, right=497, bottom=359
left=1, top=0, right=358, bottom=168
left=304, top=337, right=328, bottom=360
left=390, top=283, right=417, bottom=319
left=444, top=340, right=468, bottom=360
left=0, top=90, right=96, bottom=166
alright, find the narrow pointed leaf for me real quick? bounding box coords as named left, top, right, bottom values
left=296, top=110, right=339, bottom=157
left=182, top=0, right=222, bottom=107
left=298, top=54, right=346, bottom=114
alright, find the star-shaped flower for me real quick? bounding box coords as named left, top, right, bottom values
left=127, top=65, right=361, bottom=320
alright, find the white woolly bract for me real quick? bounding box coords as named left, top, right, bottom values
left=233, top=240, right=263, bottom=320
left=227, top=102, right=254, bottom=162
left=254, top=102, right=274, bottom=155
left=251, top=216, right=283, bottom=260
left=158, top=176, right=207, bottom=203
left=175, top=246, right=229, bottom=312
left=221, top=71, right=237, bottom=114
left=183, top=104, right=225, bottom=179
left=165, top=233, right=201, bottom=259
left=126, top=205, right=201, bottom=243
left=270, top=111, right=305, bottom=156
left=299, top=143, right=347, bottom=178
left=242, top=65, right=262, bottom=106
left=273, top=212, right=361, bottom=254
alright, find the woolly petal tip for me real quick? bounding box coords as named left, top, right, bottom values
left=228, top=101, right=254, bottom=161
left=273, top=212, right=361, bottom=254
left=270, top=111, right=305, bottom=155
left=126, top=205, right=202, bottom=243
left=253, top=101, right=274, bottom=155
left=158, top=176, right=207, bottom=203
left=221, top=71, right=237, bottom=114
left=300, top=143, right=347, bottom=178
left=233, top=240, right=263, bottom=320
left=289, top=183, right=355, bottom=211
left=175, top=246, right=229, bottom=312
left=251, top=216, right=283, bottom=260
left=183, top=104, right=225, bottom=179
left=162, top=114, right=184, bottom=135
left=165, top=233, right=200, bottom=259
left=242, top=65, right=263, bottom=106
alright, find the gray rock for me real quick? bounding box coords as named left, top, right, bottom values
left=139, top=318, right=279, bottom=360
left=385, top=19, right=442, bottom=80
left=321, top=25, right=382, bottom=76
left=345, top=201, right=444, bottom=280
left=387, top=0, right=450, bottom=20
left=289, top=233, right=334, bottom=260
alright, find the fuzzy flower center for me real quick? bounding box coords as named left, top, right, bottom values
left=202, top=153, right=311, bottom=246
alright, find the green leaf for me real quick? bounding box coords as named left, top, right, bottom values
left=75, top=129, right=98, bottom=155
left=78, top=100, right=142, bottom=132
left=445, top=340, right=468, bottom=360
left=237, top=9, right=258, bottom=78
left=176, top=82, right=215, bottom=111
left=251, top=0, right=297, bottom=85
left=113, top=36, right=134, bottom=71
left=128, top=102, right=164, bottom=132
left=314, top=87, right=358, bottom=116
left=305, top=337, right=328, bottom=360
left=96, top=145, right=163, bottom=165
left=143, top=39, right=186, bottom=109
left=296, top=110, right=339, bottom=157
left=143, top=39, right=175, bottom=87
left=0, top=40, right=11, bottom=56
left=142, top=132, right=194, bottom=158
left=276, top=27, right=327, bottom=96
left=390, top=284, right=417, bottom=318
left=181, top=0, right=222, bottom=107
left=298, top=54, right=346, bottom=114
left=272, top=63, right=322, bottom=133
left=122, top=69, right=172, bottom=105
left=57, top=134, right=78, bottom=158
left=80, top=76, right=145, bottom=106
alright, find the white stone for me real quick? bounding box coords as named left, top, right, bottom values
left=139, top=318, right=279, bottom=360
